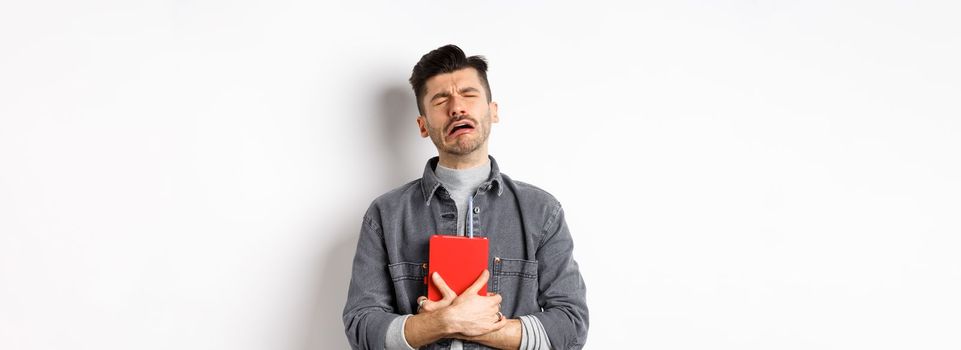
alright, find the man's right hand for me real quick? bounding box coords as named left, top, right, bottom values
left=404, top=270, right=508, bottom=347
left=416, top=270, right=458, bottom=314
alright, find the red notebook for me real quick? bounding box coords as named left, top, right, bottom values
left=427, top=235, right=489, bottom=301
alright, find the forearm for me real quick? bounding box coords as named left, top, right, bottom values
left=403, top=312, right=454, bottom=348
left=457, top=319, right=522, bottom=350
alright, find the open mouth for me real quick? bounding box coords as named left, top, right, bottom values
left=447, top=120, right=476, bottom=138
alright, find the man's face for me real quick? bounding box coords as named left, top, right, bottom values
left=417, top=67, right=499, bottom=157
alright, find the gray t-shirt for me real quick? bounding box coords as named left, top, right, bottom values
left=434, top=161, right=491, bottom=237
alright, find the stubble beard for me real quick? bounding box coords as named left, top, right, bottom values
left=426, top=111, right=491, bottom=156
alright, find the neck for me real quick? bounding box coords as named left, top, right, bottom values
left=437, top=145, right=489, bottom=170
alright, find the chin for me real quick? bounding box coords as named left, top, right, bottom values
left=449, top=145, right=482, bottom=156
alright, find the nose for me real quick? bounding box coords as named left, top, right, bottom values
left=448, top=95, right=467, bottom=118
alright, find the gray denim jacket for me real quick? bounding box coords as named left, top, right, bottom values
left=343, top=156, right=588, bottom=350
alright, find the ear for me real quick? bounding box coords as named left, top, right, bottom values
left=417, top=115, right=429, bottom=138
left=490, top=102, right=499, bottom=123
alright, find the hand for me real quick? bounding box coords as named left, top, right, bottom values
left=430, top=270, right=508, bottom=337
left=405, top=270, right=507, bottom=347
left=417, top=271, right=455, bottom=314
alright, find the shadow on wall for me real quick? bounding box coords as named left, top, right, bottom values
left=303, top=219, right=359, bottom=350
left=378, top=85, right=424, bottom=188
left=303, top=83, right=420, bottom=349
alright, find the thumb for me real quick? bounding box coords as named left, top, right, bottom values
left=432, top=272, right=458, bottom=300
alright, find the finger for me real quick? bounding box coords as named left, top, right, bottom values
left=432, top=272, right=457, bottom=300
left=419, top=300, right=440, bottom=313
left=473, top=312, right=508, bottom=335
left=464, top=269, right=490, bottom=295
left=418, top=295, right=452, bottom=313
left=489, top=313, right=509, bottom=331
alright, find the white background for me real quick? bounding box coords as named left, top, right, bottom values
left=2, top=1, right=959, bottom=349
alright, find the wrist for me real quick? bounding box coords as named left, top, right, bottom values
left=405, top=311, right=456, bottom=346
left=431, top=308, right=458, bottom=336
left=456, top=318, right=519, bottom=341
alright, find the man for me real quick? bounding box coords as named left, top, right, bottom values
left=343, top=45, right=588, bottom=350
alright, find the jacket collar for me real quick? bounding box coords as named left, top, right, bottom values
left=421, top=155, right=504, bottom=205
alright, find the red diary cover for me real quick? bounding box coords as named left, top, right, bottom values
left=427, top=235, right=489, bottom=301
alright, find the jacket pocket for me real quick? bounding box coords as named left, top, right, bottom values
left=491, top=257, right=539, bottom=317
left=387, top=261, right=427, bottom=314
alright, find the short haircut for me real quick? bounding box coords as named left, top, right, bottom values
left=409, top=44, right=492, bottom=116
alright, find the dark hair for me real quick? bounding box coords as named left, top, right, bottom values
left=409, top=44, right=492, bottom=116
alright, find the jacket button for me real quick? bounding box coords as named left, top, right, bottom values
left=494, top=257, right=501, bottom=263
left=473, top=207, right=480, bottom=214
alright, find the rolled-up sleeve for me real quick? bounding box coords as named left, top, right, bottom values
left=528, top=204, right=589, bottom=349
left=342, top=206, right=402, bottom=350
left=520, top=314, right=553, bottom=349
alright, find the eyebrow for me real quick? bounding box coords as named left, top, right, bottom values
left=429, top=87, right=482, bottom=103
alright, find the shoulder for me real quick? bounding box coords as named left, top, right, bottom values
left=502, top=174, right=561, bottom=206
left=363, top=178, right=422, bottom=227
left=500, top=173, right=564, bottom=224
left=371, top=178, right=422, bottom=207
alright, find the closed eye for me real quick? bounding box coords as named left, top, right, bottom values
left=459, top=87, right=481, bottom=98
